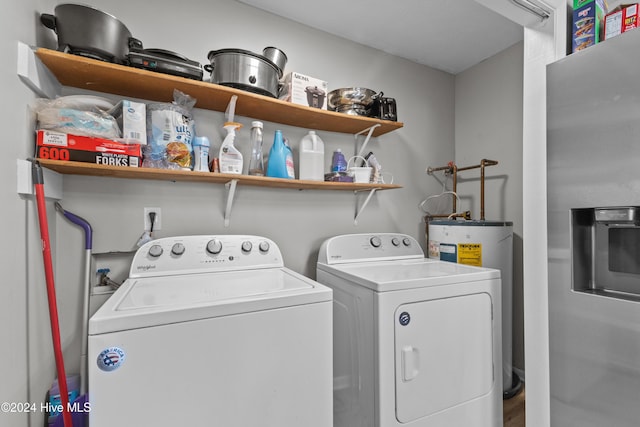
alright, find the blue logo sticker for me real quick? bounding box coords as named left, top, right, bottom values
left=97, top=347, right=126, bottom=372
left=399, top=311, right=411, bottom=326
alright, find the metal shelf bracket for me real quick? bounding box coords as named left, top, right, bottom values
left=355, top=124, right=381, bottom=158
left=224, top=179, right=239, bottom=227
left=354, top=187, right=380, bottom=225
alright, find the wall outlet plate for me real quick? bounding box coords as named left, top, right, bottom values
left=144, top=207, right=161, bottom=231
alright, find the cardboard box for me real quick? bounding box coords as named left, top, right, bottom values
left=36, top=130, right=141, bottom=167
left=109, top=100, right=147, bottom=145
left=279, top=72, right=328, bottom=110
left=605, top=3, right=639, bottom=39
left=573, top=0, right=608, bottom=52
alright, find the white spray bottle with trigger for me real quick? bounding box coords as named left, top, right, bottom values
left=218, top=122, right=243, bottom=174
left=299, top=130, right=324, bottom=181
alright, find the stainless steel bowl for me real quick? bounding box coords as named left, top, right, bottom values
left=327, top=87, right=377, bottom=111
left=262, top=46, right=287, bottom=77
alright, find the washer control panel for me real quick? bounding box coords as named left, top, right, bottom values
left=130, top=235, right=282, bottom=278
left=318, top=233, right=424, bottom=265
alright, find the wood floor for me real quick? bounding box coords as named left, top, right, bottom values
left=503, top=386, right=525, bottom=427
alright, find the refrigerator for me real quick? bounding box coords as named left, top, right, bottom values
left=547, top=30, right=640, bottom=426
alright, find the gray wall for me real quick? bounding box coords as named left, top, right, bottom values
left=0, top=1, right=523, bottom=426
left=454, top=42, right=525, bottom=372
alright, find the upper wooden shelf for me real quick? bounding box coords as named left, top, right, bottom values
left=35, top=48, right=404, bottom=137
left=37, top=159, right=402, bottom=192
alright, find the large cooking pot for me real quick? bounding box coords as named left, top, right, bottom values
left=40, top=4, right=140, bottom=64
left=327, top=87, right=377, bottom=111
left=205, top=49, right=280, bottom=98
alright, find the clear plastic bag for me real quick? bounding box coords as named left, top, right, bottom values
left=33, top=96, right=120, bottom=139
left=143, top=90, right=197, bottom=170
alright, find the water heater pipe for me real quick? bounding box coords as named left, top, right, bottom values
left=427, top=159, right=498, bottom=220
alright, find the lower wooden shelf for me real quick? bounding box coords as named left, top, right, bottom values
left=37, top=159, right=402, bottom=191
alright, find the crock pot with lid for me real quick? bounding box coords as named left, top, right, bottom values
left=205, top=49, right=281, bottom=98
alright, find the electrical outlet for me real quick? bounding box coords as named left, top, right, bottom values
left=144, top=207, right=161, bottom=231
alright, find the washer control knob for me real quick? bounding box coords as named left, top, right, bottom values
left=206, top=239, right=223, bottom=255
left=171, top=243, right=185, bottom=256
left=148, top=244, right=163, bottom=258
left=370, top=236, right=382, bottom=248
left=403, top=238, right=412, bottom=247
left=391, top=237, right=400, bottom=246
left=259, top=241, right=270, bottom=253
left=241, top=241, right=253, bottom=253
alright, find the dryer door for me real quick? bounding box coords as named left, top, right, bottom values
left=394, top=292, right=494, bottom=423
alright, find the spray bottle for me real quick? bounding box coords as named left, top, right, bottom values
left=218, top=122, right=243, bottom=174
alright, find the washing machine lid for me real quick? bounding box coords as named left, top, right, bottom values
left=89, top=267, right=332, bottom=335
left=317, top=258, right=500, bottom=292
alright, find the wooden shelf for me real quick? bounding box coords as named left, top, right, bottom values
left=37, top=159, right=402, bottom=192
left=35, top=48, right=404, bottom=137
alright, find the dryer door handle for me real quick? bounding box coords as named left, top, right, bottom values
left=401, top=345, right=420, bottom=381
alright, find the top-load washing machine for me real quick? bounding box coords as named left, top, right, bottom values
left=316, top=233, right=503, bottom=427
left=88, top=235, right=333, bottom=427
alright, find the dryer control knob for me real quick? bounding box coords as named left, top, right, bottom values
left=171, top=243, right=185, bottom=256
left=148, top=244, right=163, bottom=258
left=259, top=241, right=270, bottom=253
left=241, top=241, right=253, bottom=253
left=402, top=238, right=412, bottom=247
left=391, top=237, right=400, bottom=246
left=206, top=239, right=223, bottom=255
left=370, top=236, right=382, bottom=248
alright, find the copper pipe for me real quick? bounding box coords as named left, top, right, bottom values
left=480, top=159, right=498, bottom=220
left=427, top=159, right=498, bottom=220
left=452, top=163, right=458, bottom=213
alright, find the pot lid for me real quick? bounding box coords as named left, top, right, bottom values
left=305, top=86, right=325, bottom=96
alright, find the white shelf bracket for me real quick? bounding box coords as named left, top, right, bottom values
left=354, top=124, right=381, bottom=158
left=224, top=179, right=239, bottom=227
left=16, top=41, right=61, bottom=99
left=354, top=188, right=379, bottom=225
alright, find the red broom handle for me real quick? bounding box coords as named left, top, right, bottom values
left=33, top=163, right=73, bottom=427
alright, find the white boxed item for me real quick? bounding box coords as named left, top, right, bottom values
left=279, top=72, right=328, bottom=110
left=109, top=100, right=147, bottom=144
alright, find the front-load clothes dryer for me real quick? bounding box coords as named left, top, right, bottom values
left=316, top=233, right=503, bottom=427
left=88, top=235, right=333, bottom=427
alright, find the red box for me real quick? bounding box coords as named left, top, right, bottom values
left=36, top=130, right=141, bottom=167
left=605, top=3, right=639, bottom=39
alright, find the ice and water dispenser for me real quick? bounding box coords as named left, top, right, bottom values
left=572, top=207, right=640, bottom=300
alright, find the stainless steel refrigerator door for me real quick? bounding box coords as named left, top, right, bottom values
left=547, top=31, right=640, bottom=427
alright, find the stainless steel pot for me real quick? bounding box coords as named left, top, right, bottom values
left=205, top=49, right=280, bottom=98
left=40, top=4, right=140, bottom=64
left=262, top=47, right=287, bottom=77
left=327, top=87, right=377, bottom=111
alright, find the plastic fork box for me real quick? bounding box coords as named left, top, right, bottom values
left=572, top=0, right=608, bottom=53
left=605, top=3, right=639, bottom=39
left=36, top=130, right=141, bottom=167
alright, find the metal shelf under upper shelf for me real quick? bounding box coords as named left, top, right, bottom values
left=35, top=48, right=404, bottom=137
left=36, top=159, right=402, bottom=191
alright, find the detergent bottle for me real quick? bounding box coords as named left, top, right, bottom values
left=218, top=122, right=243, bottom=174
left=283, top=137, right=295, bottom=179
left=299, top=130, right=324, bottom=181
left=266, top=130, right=293, bottom=179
